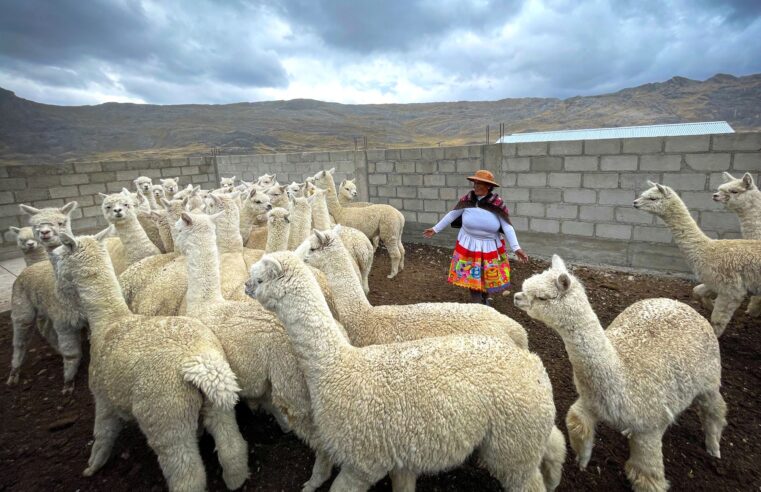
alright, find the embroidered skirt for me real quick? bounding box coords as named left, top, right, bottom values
left=447, top=237, right=511, bottom=293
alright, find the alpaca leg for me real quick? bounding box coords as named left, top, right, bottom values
left=625, top=431, right=668, bottom=492
left=566, top=399, right=597, bottom=469
left=57, top=324, right=83, bottom=394
left=83, top=397, right=123, bottom=477
left=692, top=284, right=716, bottom=311
left=746, top=296, right=761, bottom=317
left=202, top=401, right=249, bottom=490
left=7, top=305, right=36, bottom=385
left=541, top=425, right=567, bottom=491
left=710, top=293, right=744, bottom=337
left=329, top=466, right=379, bottom=492
left=37, top=316, right=60, bottom=353
left=389, top=468, right=416, bottom=492
left=695, top=390, right=727, bottom=458
left=397, top=242, right=405, bottom=271
left=302, top=450, right=333, bottom=492
left=386, top=240, right=402, bottom=279
left=372, top=236, right=380, bottom=250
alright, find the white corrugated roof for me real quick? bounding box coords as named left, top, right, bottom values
left=496, top=121, right=734, bottom=143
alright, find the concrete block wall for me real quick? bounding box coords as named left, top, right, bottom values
left=0, top=157, right=217, bottom=257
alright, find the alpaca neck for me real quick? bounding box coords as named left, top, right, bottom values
left=146, top=191, right=159, bottom=210
left=216, top=209, right=244, bottom=254
left=239, top=205, right=266, bottom=238
left=322, top=177, right=343, bottom=219
left=658, top=199, right=711, bottom=265
left=338, top=194, right=351, bottom=206
left=287, top=205, right=312, bottom=250
left=114, top=216, right=160, bottom=265
left=74, top=256, right=132, bottom=336
left=24, top=246, right=48, bottom=266
left=265, top=225, right=289, bottom=253
left=318, top=250, right=372, bottom=326
left=312, top=197, right=331, bottom=230
left=185, top=231, right=225, bottom=312
left=156, top=217, right=175, bottom=252
left=735, top=191, right=761, bottom=239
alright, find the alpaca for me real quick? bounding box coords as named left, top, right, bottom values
left=257, top=173, right=277, bottom=189
left=337, top=179, right=371, bottom=208
left=287, top=196, right=312, bottom=251
left=515, top=255, right=726, bottom=492
left=133, top=176, right=159, bottom=210
left=266, top=184, right=289, bottom=209
left=634, top=182, right=761, bottom=336
left=132, top=189, right=166, bottom=252
left=220, top=176, right=236, bottom=193
left=100, top=190, right=161, bottom=268
left=160, top=177, right=180, bottom=200
left=240, top=188, right=272, bottom=248
left=298, top=227, right=528, bottom=348
left=246, top=251, right=564, bottom=491
left=53, top=231, right=248, bottom=491
left=152, top=184, right=166, bottom=203
left=314, top=168, right=405, bottom=278
left=285, top=181, right=303, bottom=199
left=9, top=226, right=47, bottom=266
left=265, top=207, right=290, bottom=253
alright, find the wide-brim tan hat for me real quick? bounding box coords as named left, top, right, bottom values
left=467, top=169, right=500, bottom=187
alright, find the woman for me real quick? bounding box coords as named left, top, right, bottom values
left=423, top=169, right=528, bottom=305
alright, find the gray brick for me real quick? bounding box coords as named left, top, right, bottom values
left=467, top=146, right=483, bottom=158
left=516, top=202, right=545, bottom=217
left=395, top=161, right=415, bottom=173
left=585, top=139, right=620, bottom=155
left=438, top=160, right=456, bottom=173
left=565, top=156, right=598, bottom=171
left=161, top=167, right=182, bottom=178
left=446, top=175, right=465, bottom=187
left=664, top=135, right=709, bottom=152
left=421, top=147, right=445, bottom=160
left=685, top=153, right=730, bottom=171
left=580, top=205, right=614, bottom=221
left=530, top=218, right=560, bottom=234
left=501, top=174, right=517, bottom=186
left=615, top=208, right=653, bottom=224
left=49, top=186, right=79, bottom=199
left=530, top=188, right=562, bottom=203
left=403, top=199, right=424, bottom=211
left=561, top=221, right=594, bottom=236
left=501, top=144, right=517, bottom=157
left=640, top=154, right=682, bottom=171
left=369, top=174, right=387, bottom=185
left=504, top=157, right=530, bottom=172
left=546, top=204, right=578, bottom=219
left=397, top=186, right=417, bottom=198
left=416, top=161, right=436, bottom=173
left=530, top=156, right=562, bottom=171
left=712, top=133, right=761, bottom=151
left=102, top=161, right=128, bottom=172
left=418, top=212, right=439, bottom=224
left=623, top=137, right=663, bottom=153
left=366, top=150, right=385, bottom=161
left=399, top=174, right=420, bottom=186
left=444, top=147, right=469, bottom=159
left=400, top=148, right=422, bottom=159
left=0, top=203, right=22, bottom=216
left=456, top=159, right=481, bottom=173
left=82, top=205, right=103, bottom=218
left=418, top=188, right=439, bottom=199
left=517, top=173, right=547, bottom=187
left=681, top=191, right=723, bottom=211
left=699, top=211, right=740, bottom=232
left=439, top=188, right=457, bottom=200
left=74, top=162, right=102, bottom=173
left=401, top=210, right=417, bottom=223
left=0, top=178, right=27, bottom=191
left=549, top=173, right=581, bottom=188
left=620, top=173, right=663, bottom=191
left=583, top=173, right=619, bottom=189
left=517, top=142, right=547, bottom=156
left=106, top=181, right=132, bottom=193
left=733, top=153, right=761, bottom=171
left=504, top=188, right=529, bottom=202
left=89, top=171, right=117, bottom=184
left=25, top=175, right=59, bottom=189
left=662, top=173, right=706, bottom=191
left=596, top=223, right=631, bottom=240
left=388, top=198, right=404, bottom=209
left=14, top=189, right=50, bottom=202
left=511, top=216, right=529, bottom=231
left=0, top=191, right=13, bottom=204
left=424, top=200, right=447, bottom=212
left=30, top=198, right=64, bottom=208
left=181, top=166, right=200, bottom=176
left=563, top=189, right=596, bottom=204
left=599, top=189, right=635, bottom=205
left=601, top=155, right=638, bottom=171
left=60, top=174, right=89, bottom=186
left=549, top=140, right=582, bottom=155
left=387, top=174, right=403, bottom=186
left=375, top=162, right=394, bottom=173
left=424, top=175, right=446, bottom=187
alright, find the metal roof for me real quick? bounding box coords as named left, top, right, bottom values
left=496, top=121, right=734, bottom=143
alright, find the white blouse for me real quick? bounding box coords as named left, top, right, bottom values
left=432, top=206, right=521, bottom=252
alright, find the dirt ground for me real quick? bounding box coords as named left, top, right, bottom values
left=1, top=243, right=759, bottom=491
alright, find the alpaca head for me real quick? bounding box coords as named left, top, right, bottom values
left=257, top=173, right=277, bottom=188
left=9, top=226, right=39, bottom=253
left=296, top=226, right=345, bottom=271
left=304, top=180, right=317, bottom=197
left=514, top=255, right=589, bottom=333
left=714, top=172, right=757, bottom=211
left=632, top=181, right=679, bottom=216
left=339, top=179, right=358, bottom=201
left=183, top=186, right=205, bottom=211
left=160, top=177, right=180, bottom=196
left=173, top=183, right=195, bottom=200
left=235, top=180, right=253, bottom=193
left=220, top=176, right=236, bottom=193
left=246, top=251, right=308, bottom=312
left=100, top=189, right=138, bottom=225
left=134, top=176, right=153, bottom=193
left=174, top=211, right=222, bottom=254
left=266, top=184, right=288, bottom=208
left=19, top=201, right=78, bottom=249
left=244, top=188, right=272, bottom=218
left=151, top=184, right=165, bottom=201
left=313, top=168, right=335, bottom=189
left=267, top=207, right=290, bottom=228
left=285, top=181, right=302, bottom=199
left=205, top=191, right=240, bottom=220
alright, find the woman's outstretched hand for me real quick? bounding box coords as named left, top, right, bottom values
left=515, top=249, right=529, bottom=263
left=423, top=228, right=436, bottom=238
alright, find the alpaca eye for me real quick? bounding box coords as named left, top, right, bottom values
left=730, top=191, right=738, bottom=194
left=648, top=197, right=656, bottom=201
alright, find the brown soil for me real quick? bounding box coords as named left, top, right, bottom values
left=1, top=243, right=759, bottom=491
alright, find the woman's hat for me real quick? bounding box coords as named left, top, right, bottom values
left=467, top=169, right=500, bottom=187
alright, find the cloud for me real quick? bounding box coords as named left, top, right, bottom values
left=0, top=0, right=759, bottom=105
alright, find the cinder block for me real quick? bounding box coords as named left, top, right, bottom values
left=395, top=161, right=416, bottom=173
left=161, top=167, right=182, bottom=178
left=401, top=210, right=417, bottom=223
left=31, top=199, right=64, bottom=208
left=598, top=189, right=635, bottom=205
left=530, top=218, right=560, bottom=234
left=601, top=155, right=638, bottom=171
left=418, top=212, right=439, bottom=224
left=681, top=191, right=723, bottom=211
left=596, top=223, right=632, bottom=240
left=504, top=157, right=530, bottom=172
left=424, top=200, right=447, bottom=212
left=548, top=173, right=581, bottom=188
left=468, top=145, right=483, bottom=158
left=501, top=174, right=517, bottom=186
left=60, top=174, right=89, bottom=186
left=443, top=147, right=469, bottom=159
left=504, top=188, right=529, bottom=202
left=511, top=216, right=529, bottom=231
left=516, top=202, right=545, bottom=217
left=400, top=148, right=422, bottom=159
left=25, top=175, right=59, bottom=189
left=439, top=188, right=457, bottom=200
left=584, top=139, right=620, bottom=155
left=400, top=174, right=420, bottom=186
left=732, top=153, right=761, bottom=171
left=639, top=155, right=682, bottom=171
left=83, top=205, right=103, bottom=218
left=662, top=173, right=707, bottom=190
left=623, top=137, right=663, bottom=154
left=424, top=175, right=446, bottom=186
left=580, top=205, right=614, bottom=221
left=14, top=189, right=50, bottom=202
left=517, top=173, right=547, bottom=187
left=501, top=143, right=518, bottom=157
left=366, top=150, right=385, bottom=161
left=403, top=199, right=424, bottom=211
left=74, top=162, right=102, bottom=173
left=388, top=198, right=404, bottom=209
left=369, top=174, right=387, bottom=185
left=685, top=153, right=730, bottom=171
left=615, top=208, right=653, bottom=224
left=699, top=211, right=740, bottom=232
left=397, top=186, right=417, bottom=198
left=102, top=161, right=128, bottom=172
left=620, top=173, right=663, bottom=191
left=329, top=151, right=353, bottom=162
left=438, top=160, right=456, bottom=173
left=105, top=181, right=133, bottom=193
left=564, top=156, right=598, bottom=171
left=387, top=174, right=403, bottom=186
left=375, top=162, right=394, bottom=173
left=377, top=186, right=396, bottom=198
left=90, top=171, right=117, bottom=184
left=49, top=186, right=79, bottom=199
left=712, top=133, right=761, bottom=151
left=418, top=188, right=439, bottom=199
left=530, top=189, right=562, bottom=203
left=421, top=147, right=445, bottom=160
left=563, top=189, right=596, bottom=204
left=530, top=156, right=562, bottom=171
left=416, top=162, right=436, bottom=173
left=549, top=141, right=582, bottom=155
left=517, top=142, right=547, bottom=156
left=664, top=135, right=709, bottom=153
left=0, top=191, right=13, bottom=204
left=456, top=160, right=481, bottom=173
left=583, top=173, right=619, bottom=189
left=546, top=204, right=578, bottom=219
left=181, top=166, right=200, bottom=176
left=561, top=221, right=594, bottom=237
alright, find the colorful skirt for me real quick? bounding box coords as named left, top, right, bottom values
left=447, top=237, right=511, bottom=293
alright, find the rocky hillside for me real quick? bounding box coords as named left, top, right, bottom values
left=1, top=73, right=759, bottom=164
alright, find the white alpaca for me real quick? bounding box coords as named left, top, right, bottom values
left=246, top=251, right=564, bottom=491
left=240, top=188, right=272, bottom=248
left=257, top=173, right=277, bottom=189
left=314, top=168, right=405, bottom=278
left=299, top=228, right=528, bottom=349
left=133, top=176, right=159, bottom=210
left=100, top=189, right=161, bottom=268
left=265, top=207, right=290, bottom=253
left=220, top=176, right=236, bottom=193
left=152, top=184, right=166, bottom=203
left=634, top=182, right=761, bottom=336
left=132, top=188, right=166, bottom=252
left=9, top=226, right=47, bottom=266
left=287, top=196, right=312, bottom=251
left=337, top=179, right=371, bottom=208
left=285, top=181, right=303, bottom=199
left=266, top=184, right=289, bottom=209
left=160, top=177, right=180, bottom=200
left=515, top=255, right=726, bottom=492
left=53, top=231, right=248, bottom=492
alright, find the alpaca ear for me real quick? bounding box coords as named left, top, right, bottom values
left=722, top=171, right=736, bottom=183
left=556, top=273, right=571, bottom=293
left=742, top=173, right=754, bottom=189
left=271, top=174, right=277, bottom=182
left=192, top=185, right=201, bottom=194
left=551, top=254, right=567, bottom=272
left=180, top=212, right=193, bottom=226
left=315, top=170, right=324, bottom=179
left=314, top=229, right=328, bottom=245
left=94, top=225, right=113, bottom=242
left=655, top=183, right=668, bottom=195
left=9, top=226, right=20, bottom=235
left=98, top=192, right=110, bottom=200
left=248, top=188, right=258, bottom=198
left=19, top=204, right=41, bottom=216
left=175, top=177, right=180, bottom=183
left=150, top=210, right=162, bottom=220
left=261, top=255, right=283, bottom=278
left=209, top=193, right=222, bottom=205
left=231, top=176, right=236, bottom=182
left=340, top=179, right=346, bottom=187
left=229, top=190, right=241, bottom=200
left=208, top=211, right=224, bottom=222
left=646, top=180, right=657, bottom=188
left=327, top=168, right=335, bottom=175
left=160, top=179, right=168, bottom=185
left=60, top=232, right=77, bottom=251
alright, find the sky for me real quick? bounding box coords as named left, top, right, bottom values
left=0, top=0, right=760, bottom=106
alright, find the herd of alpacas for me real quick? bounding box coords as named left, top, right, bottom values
left=5, top=167, right=760, bottom=491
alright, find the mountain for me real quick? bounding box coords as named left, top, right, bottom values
left=1, top=73, right=760, bottom=164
